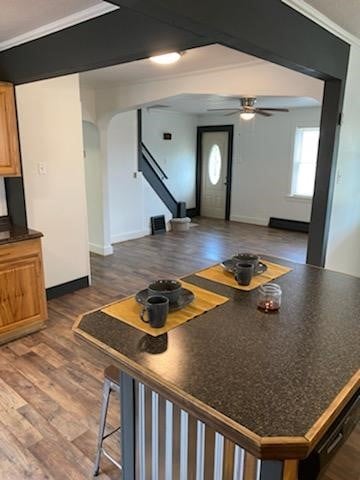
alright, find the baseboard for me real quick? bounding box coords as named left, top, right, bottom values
left=230, top=215, right=268, bottom=226
left=111, top=229, right=149, bottom=244
left=89, top=242, right=113, bottom=256
left=269, top=217, right=309, bottom=233
left=46, top=276, right=90, bottom=300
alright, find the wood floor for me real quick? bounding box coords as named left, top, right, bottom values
left=0, top=218, right=358, bottom=479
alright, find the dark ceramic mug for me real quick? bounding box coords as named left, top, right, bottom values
left=234, top=263, right=254, bottom=286
left=140, top=295, right=169, bottom=328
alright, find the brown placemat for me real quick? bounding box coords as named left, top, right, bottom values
left=101, top=281, right=229, bottom=337
left=195, top=260, right=292, bottom=291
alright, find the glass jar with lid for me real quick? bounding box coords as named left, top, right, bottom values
left=257, top=283, right=282, bottom=312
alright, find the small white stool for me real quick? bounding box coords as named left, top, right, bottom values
left=93, top=365, right=122, bottom=476
left=170, top=217, right=191, bottom=232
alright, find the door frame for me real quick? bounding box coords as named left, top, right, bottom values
left=196, top=125, right=234, bottom=220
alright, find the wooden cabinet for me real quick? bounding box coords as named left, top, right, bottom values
left=0, top=238, right=47, bottom=343
left=0, top=82, right=21, bottom=176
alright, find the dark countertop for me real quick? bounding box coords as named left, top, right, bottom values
left=75, top=257, right=360, bottom=458
left=0, top=221, right=43, bottom=245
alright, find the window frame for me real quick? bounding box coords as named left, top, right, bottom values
left=290, top=126, right=320, bottom=199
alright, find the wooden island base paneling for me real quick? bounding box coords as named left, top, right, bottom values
left=0, top=238, right=47, bottom=343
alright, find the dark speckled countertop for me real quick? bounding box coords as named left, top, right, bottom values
left=76, top=257, right=360, bottom=457
left=0, top=219, right=42, bottom=245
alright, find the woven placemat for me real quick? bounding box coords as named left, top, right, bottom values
left=195, top=260, right=292, bottom=291
left=101, top=281, right=229, bottom=337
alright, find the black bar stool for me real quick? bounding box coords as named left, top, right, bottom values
left=93, top=365, right=122, bottom=476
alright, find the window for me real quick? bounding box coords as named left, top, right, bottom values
left=291, top=127, right=320, bottom=197
left=208, top=144, right=221, bottom=185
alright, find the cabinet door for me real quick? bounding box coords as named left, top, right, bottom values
left=0, top=82, right=21, bottom=176
left=0, top=240, right=47, bottom=331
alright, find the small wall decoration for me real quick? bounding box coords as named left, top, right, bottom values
left=163, top=133, right=172, bottom=140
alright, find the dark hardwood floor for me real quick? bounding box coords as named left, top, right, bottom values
left=0, top=218, right=358, bottom=479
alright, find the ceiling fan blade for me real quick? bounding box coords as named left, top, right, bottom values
left=258, top=108, right=289, bottom=112
left=224, top=110, right=243, bottom=116
left=255, top=110, right=272, bottom=117
left=147, top=104, right=169, bottom=110
left=207, top=108, right=241, bottom=111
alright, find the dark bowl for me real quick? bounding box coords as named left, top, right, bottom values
left=148, top=279, right=182, bottom=304
left=232, top=252, right=260, bottom=268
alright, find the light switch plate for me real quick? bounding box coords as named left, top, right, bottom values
left=37, top=162, right=47, bottom=175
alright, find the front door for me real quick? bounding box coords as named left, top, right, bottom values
left=199, top=128, right=231, bottom=219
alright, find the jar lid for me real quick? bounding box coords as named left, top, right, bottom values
left=259, top=283, right=282, bottom=293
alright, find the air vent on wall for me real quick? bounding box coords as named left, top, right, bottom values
left=151, top=215, right=166, bottom=235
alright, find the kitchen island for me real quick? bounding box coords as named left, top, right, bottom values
left=74, top=257, right=359, bottom=480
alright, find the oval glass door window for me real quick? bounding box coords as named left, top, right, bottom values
left=208, top=144, right=222, bottom=185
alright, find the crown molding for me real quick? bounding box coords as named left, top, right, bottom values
left=282, top=0, right=360, bottom=47
left=0, top=3, right=119, bottom=52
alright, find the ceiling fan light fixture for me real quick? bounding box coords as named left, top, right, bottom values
left=240, top=112, right=256, bottom=121
left=150, top=52, right=182, bottom=65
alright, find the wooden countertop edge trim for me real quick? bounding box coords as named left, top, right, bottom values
left=73, top=318, right=311, bottom=459
left=304, top=369, right=360, bottom=450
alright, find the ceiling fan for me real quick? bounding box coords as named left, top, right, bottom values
left=208, top=97, right=289, bottom=119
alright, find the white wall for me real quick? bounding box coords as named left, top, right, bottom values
left=80, top=87, right=97, bottom=124
left=83, top=121, right=110, bottom=254
left=142, top=109, right=197, bottom=208
left=16, top=74, right=90, bottom=288
left=143, top=177, right=173, bottom=228
left=108, top=110, right=171, bottom=244
left=199, top=107, right=321, bottom=224
left=0, top=179, right=7, bottom=215
left=326, top=44, right=360, bottom=277
left=108, top=110, right=144, bottom=242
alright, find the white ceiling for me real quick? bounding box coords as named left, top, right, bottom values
left=79, top=44, right=257, bottom=88
left=305, top=0, right=360, bottom=39
left=0, top=0, right=116, bottom=49
left=145, top=94, right=320, bottom=115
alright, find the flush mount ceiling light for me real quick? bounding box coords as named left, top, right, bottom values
left=150, top=52, right=182, bottom=65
